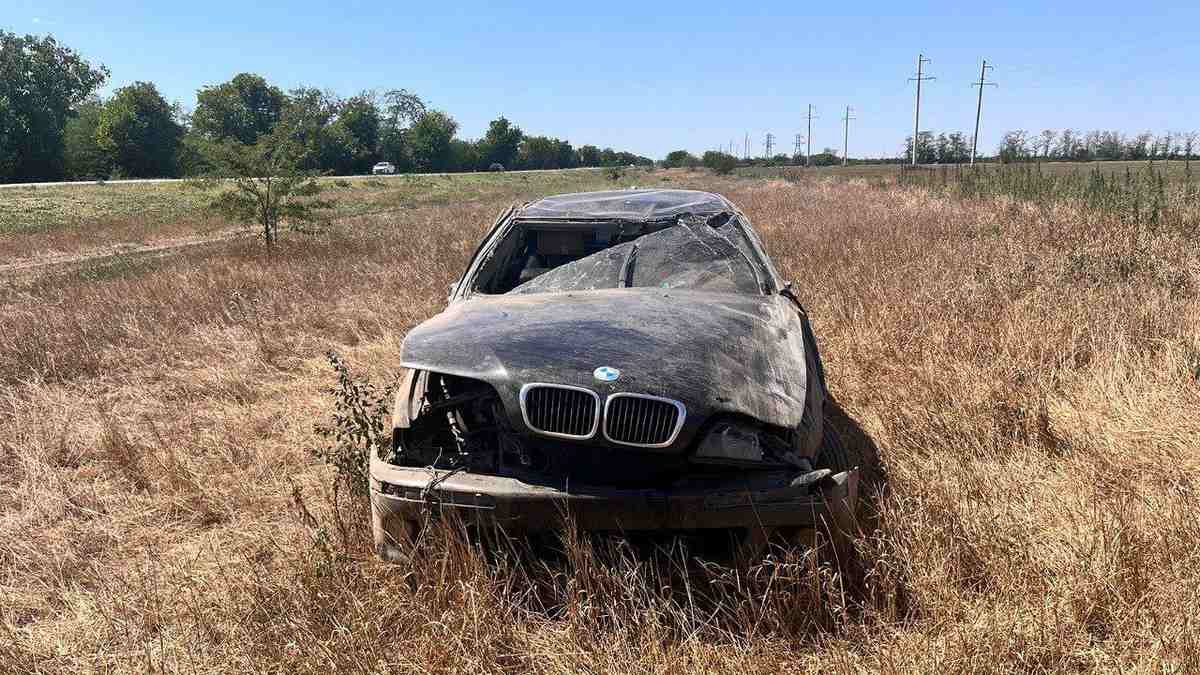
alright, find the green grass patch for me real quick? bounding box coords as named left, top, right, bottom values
left=0, top=168, right=657, bottom=238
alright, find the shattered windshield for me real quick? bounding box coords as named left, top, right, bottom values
left=472, top=214, right=767, bottom=296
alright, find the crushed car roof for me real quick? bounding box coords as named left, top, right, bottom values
left=519, top=189, right=730, bottom=221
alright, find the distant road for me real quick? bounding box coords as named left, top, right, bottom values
left=0, top=166, right=601, bottom=190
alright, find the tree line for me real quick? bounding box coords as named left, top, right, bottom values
left=0, top=31, right=652, bottom=183
left=905, top=129, right=1199, bottom=165
left=994, top=129, right=1198, bottom=164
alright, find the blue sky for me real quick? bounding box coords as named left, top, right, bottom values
left=8, top=0, right=1199, bottom=159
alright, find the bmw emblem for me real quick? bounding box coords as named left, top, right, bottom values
left=593, top=366, right=621, bottom=382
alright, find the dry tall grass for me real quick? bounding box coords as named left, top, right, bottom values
left=1, top=170, right=1198, bottom=672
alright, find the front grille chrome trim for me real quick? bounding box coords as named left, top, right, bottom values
left=603, top=393, right=687, bottom=448
left=519, top=383, right=601, bottom=440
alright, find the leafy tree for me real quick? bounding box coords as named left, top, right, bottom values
left=335, top=93, right=381, bottom=173
left=176, top=131, right=214, bottom=177
left=1056, top=129, right=1079, bottom=160
left=518, top=135, right=559, bottom=169
left=377, top=89, right=425, bottom=172
left=63, top=99, right=110, bottom=179
left=599, top=147, right=618, bottom=166
left=809, top=148, right=839, bottom=166
left=554, top=138, right=576, bottom=169
left=382, top=89, right=426, bottom=129
left=192, top=73, right=286, bottom=144
left=1181, top=131, right=1198, bottom=168
left=1127, top=131, right=1155, bottom=161
left=997, top=130, right=1029, bottom=163
left=663, top=150, right=699, bottom=168
left=378, top=130, right=414, bottom=172
left=1094, top=131, right=1124, bottom=160
left=933, top=134, right=950, bottom=163
left=702, top=150, right=737, bottom=174
left=478, top=116, right=522, bottom=169
left=1033, top=130, right=1056, bottom=159
left=1156, top=132, right=1174, bottom=159
left=96, top=81, right=183, bottom=178
left=946, top=132, right=969, bottom=163
left=577, top=144, right=601, bottom=167
left=407, top=110, right=458, bottom=171
left=617, top=151, right=653, bottom=167
left=450, top=138, right=481, bottom=172
left=200, top=126, right=333, bottom=248
left=279, top=87, right=351, bottom=173
left=903, top=132, right=937, bottom=164
left=0, top=31, right=108, bottom=182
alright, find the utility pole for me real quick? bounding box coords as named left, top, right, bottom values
left=970, top=59, right=997, bottom=165
left=841, top=106, right=856, bottom=166
left=763, top=132, right=775, bottom=159
left=744, top=132, right=750, bottom=160
left=804, top=104, right=819, bottom=166
left=908, top=53, right=935, bottom=166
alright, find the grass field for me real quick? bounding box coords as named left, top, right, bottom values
left=0, top=168, right=653, bottom=262
left=2, top=167, right=1199, bottom=672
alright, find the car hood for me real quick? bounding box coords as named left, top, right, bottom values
left=399, top=288, right=811, bottom=438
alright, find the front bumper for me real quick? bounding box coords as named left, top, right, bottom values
left=369, top=455, right=858, bottom=544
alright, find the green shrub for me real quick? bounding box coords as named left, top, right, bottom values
left=314, top=351, right=396, bottom=495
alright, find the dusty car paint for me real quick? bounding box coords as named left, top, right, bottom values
left=370, top=189, right=855, bottom=557
left=400, top=289, right=813, bottom=447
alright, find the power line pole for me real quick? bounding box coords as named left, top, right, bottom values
left=908, top=53, right=935, bottom=166
left=744, top=132, right=749, bottom=160
left=794, top=133, right=803, bottom=161
left=763, top=133, right=775, bottom=159
left=841, top=106, right=856, bottom=166
left=804, top=104, right=819, bottom=166
left=970, top=59, right=997, bottom=165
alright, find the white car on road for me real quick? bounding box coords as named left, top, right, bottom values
left=372, top=162, right=397, bottom=175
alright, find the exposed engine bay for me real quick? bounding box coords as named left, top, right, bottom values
left=390, top=371, right=812, bottom=489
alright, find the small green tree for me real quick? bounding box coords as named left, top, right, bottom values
left=408, top=110, right=459, bottom=171
left=336, top=93, right=382, bottom=173
left=478, top=116, right=523, bottom=169
left=63, top=99, right=110, bottom=179
left=577, top=144, right=601, bottom=167
left=200, top=128, right=333, bottom=248
left=702, top=150, right=737, bottom=174
left=663, top=150, right=699, bottom=168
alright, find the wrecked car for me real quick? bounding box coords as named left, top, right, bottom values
left=370, top=189, right=858, bottom=558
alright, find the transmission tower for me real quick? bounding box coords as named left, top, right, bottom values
left=794, top=133, right=803, bottom=160
left=764, top=133, right=774, bottom=159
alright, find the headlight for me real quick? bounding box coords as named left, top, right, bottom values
left=692, top=420, right=801, bottom=468
left=693, top=422, right=765, bottom=464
